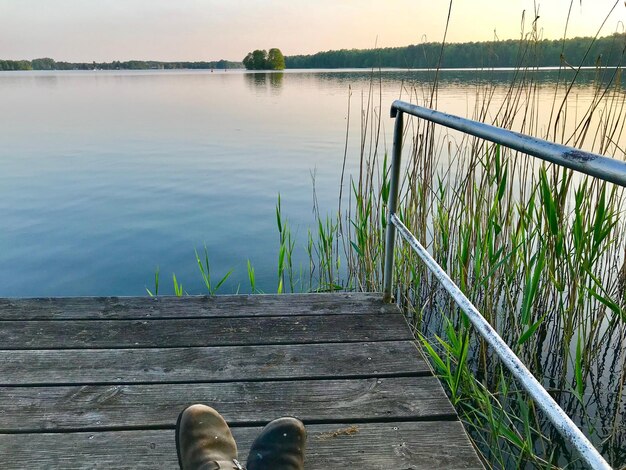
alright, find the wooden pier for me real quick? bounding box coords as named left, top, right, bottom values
left=0, top=292, right=483, bottom=469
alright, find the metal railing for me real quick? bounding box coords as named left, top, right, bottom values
left=383, top=100, right=626, bottom=470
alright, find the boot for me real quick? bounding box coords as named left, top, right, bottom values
left=246, top=417, right=306, bottom=470
left=176, top=404, right=244, bottom=470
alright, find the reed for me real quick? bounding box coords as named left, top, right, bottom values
left=155, top=12, right=625, bottom=468
left=145, top=265, right=160, bottom=297
left=320, top=17, right=626, bottom=469
left=195, top=244, right=233, bottom=295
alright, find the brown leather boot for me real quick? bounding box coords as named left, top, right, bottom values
left=176, top=404, right=244, bottom=470
left=246, top=417, right=306, bottom=470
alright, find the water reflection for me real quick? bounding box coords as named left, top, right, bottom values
left=1, top=67, right=624, bottom=468
left=291, top=67, right=624, bottom=90
left=33, top=74, right=59, bottom=88
left=0, top=68, right=623, bottom=300
left=244, top=71, right=284, bottom=94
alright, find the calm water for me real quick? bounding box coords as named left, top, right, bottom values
left=0, top=68, right=612, bottom=296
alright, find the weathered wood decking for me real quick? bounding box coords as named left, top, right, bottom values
left=0, top=292, right=483, bottom=469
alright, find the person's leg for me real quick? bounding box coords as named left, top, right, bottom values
left=246, top=417, right=306, bottom=470
left=176, top=404, right=244, bottom=470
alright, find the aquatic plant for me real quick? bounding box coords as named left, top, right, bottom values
left=261, top=6, right=624, bottom=466
left=328, top=17, right=626, bottom=468
left=195, top=244, right=233, bottom=295
left=152, top=9, right=626, bottom=467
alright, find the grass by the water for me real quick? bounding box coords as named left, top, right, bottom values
left=322, top=24, right=626, bottom=469
left=151, top=22, right=626, bottom=470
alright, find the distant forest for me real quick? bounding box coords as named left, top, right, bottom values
left=285, top=33, right=626, bottom=69
left=2, top=34, right=626, bottom=71
left=0, top=58, right=242, bottom=71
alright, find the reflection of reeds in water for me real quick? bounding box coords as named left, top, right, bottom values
left=323, top=17, right=626, bottom=470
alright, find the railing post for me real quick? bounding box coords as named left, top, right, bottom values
left=383, top=107, right=403, bottom=303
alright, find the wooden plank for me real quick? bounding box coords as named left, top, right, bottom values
left=0, top=293, right=399, bottom=320
left=0, top=314, right=410, bottom=349
left=0, top=376, right=455, bottom=432
left=0, top=421, right=484, bottom=469
left=0, top=341, right=428, bottom=385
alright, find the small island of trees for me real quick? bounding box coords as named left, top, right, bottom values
left=242, top=48, right=285, bottom=70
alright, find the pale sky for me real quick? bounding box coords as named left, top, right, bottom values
left=0, top=0, right=624, bottom=62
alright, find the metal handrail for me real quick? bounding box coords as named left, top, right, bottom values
left=383, top=100, right=626, bottom=470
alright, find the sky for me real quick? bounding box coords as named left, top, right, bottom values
left=0, top=0, right=624, bottom=62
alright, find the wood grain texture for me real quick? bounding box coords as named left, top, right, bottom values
left=0, top=421, right=484, bottom=469
left=0, top=340, right=428, bottom=385
left=0, top=293, right=399, bottom=320
left=0, top=376, right=455, bottom=431
left=0, top=314, right=411, bottom=349
left=0, top=293, right=483, bottom=467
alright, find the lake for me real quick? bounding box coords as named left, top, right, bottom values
left=0, top=68, right=615, bottom=296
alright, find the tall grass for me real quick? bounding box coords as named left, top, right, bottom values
left=327, top=25, right=626, bottom=468
left=148, top=15, right=626, bottom=468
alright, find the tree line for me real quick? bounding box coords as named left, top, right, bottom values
left=4, top=34, right=625, bottom=72
left=0, top=58, right=242, bottom=71
left=285, top=33, right=626, bottom=69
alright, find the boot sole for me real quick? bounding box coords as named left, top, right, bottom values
left=175, top=406, right=187, bottom=469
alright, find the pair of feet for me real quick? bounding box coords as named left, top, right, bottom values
left=176, top=405, right=306, bottom=470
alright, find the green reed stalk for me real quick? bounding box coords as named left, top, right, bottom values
left=322, top=25, right=626, bottom=467
left=195, top=244, right=233, bottom=295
